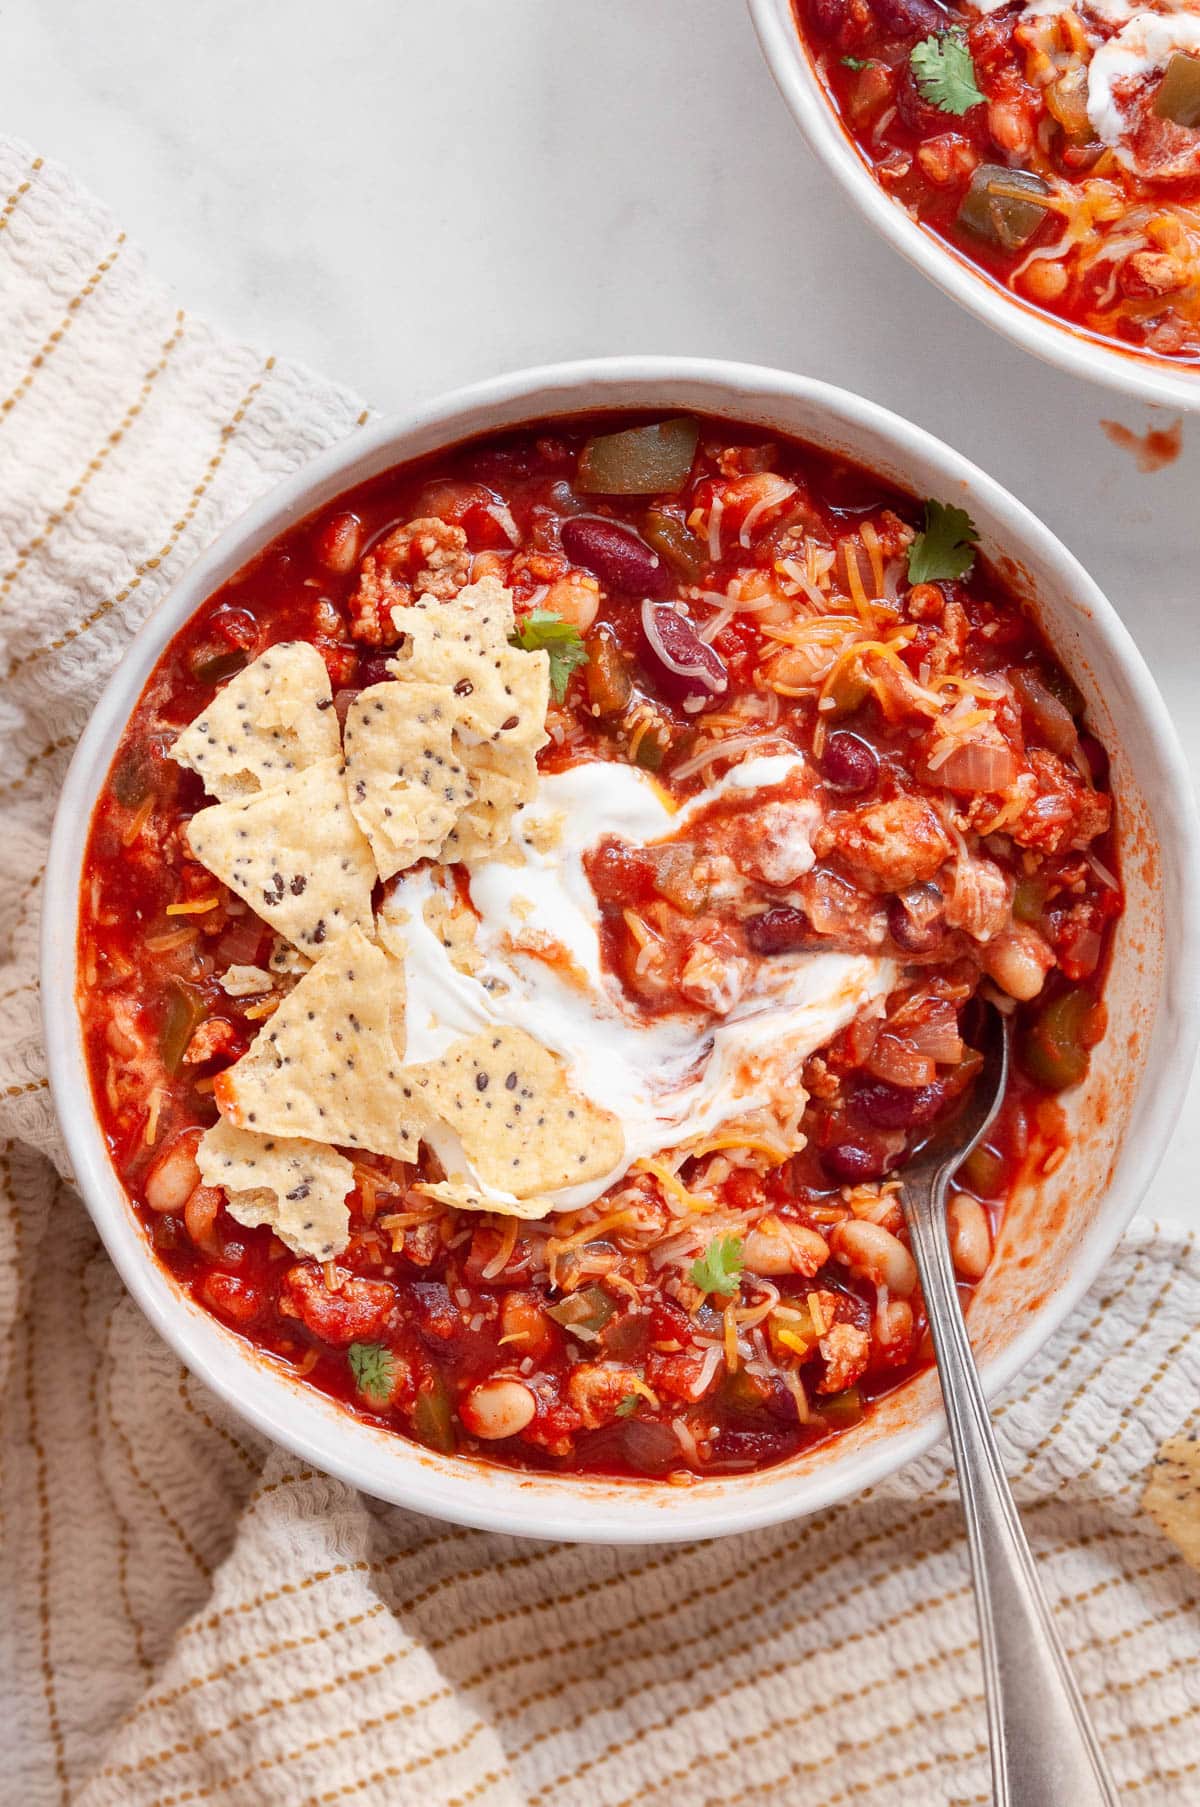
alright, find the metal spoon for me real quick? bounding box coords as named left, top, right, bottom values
left=897, top=1003, right=1120, bottom=1805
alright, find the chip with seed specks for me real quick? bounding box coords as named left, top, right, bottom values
left=415, top=1178, right=553, bottom=1221
left=269, top=938, right=311, bottom=979
left=443, top=742, right=538, bottom=864
left=388, top=575, right=551, bottom=748
left=1142, top=1432, right=1200, bottom=1571
left=407, top=1026, right=623, bottom=1198
left=186, top=756, right=375, bottom=952
left=343, top=680, right=471, bottom=881
left=422, top=880, right=484, bottom=977
left=197, top=1118, right=355, bottom=1260
left=170, top=641, right=340, bottom=801
left=214, top=925, right=424, bottom=1161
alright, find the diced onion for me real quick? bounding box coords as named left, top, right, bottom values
left=934, top=742, right=1019, bottom=793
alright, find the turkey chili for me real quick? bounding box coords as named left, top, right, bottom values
left=77, top=414, right=1120, bottom=1482
left=797, top=0, right=1200, bottom=363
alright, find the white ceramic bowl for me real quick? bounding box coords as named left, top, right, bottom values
left=43, top=358, right=1200, bottom=1542
left=749, top=0, right=1200, bottom=410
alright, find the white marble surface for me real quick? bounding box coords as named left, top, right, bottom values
left=7, top=0, right=1199, bottom=1216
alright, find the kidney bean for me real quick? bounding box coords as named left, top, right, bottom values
left=820, top=731, right=879, bottom=795
left=640, top=601, right=729, bottom=711
left=888, top=885, right=946, bottom=953
left=875, top=0, right=947, bottom=35
left=822, top=1139, right=894, bottom=1184
left=560, top=516, right=672, bottom=597
left=898, top=60, right=963, bottom=137
left=357, top=654, right=394, bottom=687
left=852, top=1079, right=948, bottom=1131
left=745, top=906, right=814, bottom=956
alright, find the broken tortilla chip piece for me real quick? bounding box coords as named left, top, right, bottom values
left=415, top=1179, right=553, bottom=1221
left=214, top=925, right=424, bottom=1161
left=443, top=742, right=538, bottom=864
left=186, top=756, right=375, bottom=952
left=390, top=572, right=512, bottom=662
left=422, top=879, right=484, bottom=977
left=170, top=641, right=340, bottom=801
left=197, top=1118, right=354, bottom=1261
left=407, top=1026, right=623, bottom=1199
left=343, top=681, right=471, bottom=881
left=388, top=576, right=551, bottom=748
left=269, top=938, right=311, bottom=979
left=1142, top=1432, right=1200, bottom=1572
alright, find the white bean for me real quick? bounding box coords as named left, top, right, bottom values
left=743, top=1216, right=829, bottom=1278
left=983, top=923, right=1054, bottom=1002
left=145, top=1133, right=201, bottom=1214
left=948, top=1193, right=991, bottom=1282
left=458, top=1378, right=536, bottom=1441
left=874, top=1299, right=914, bottom=1353
left=829, top=1219, right=917, bottom=1297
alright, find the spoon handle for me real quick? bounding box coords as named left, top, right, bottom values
left=902, top=1181, right=1121, bottom=1807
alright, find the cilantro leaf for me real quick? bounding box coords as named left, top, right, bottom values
left=615, top=1394, right=640, bottom=1417
left=909, top=30, right=985, bottom=116
left=509, top=608, right=589, bottom=702
left=841, top=55, right=874, bottom=69
left=689, top=1235, right=745, bottom=1296
left=348, top=1341, right=397, bottom=1404
left=906, top=501, right=980, bottom=584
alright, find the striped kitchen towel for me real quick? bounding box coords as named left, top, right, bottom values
left=2, top=135, right=1199, bottom=1807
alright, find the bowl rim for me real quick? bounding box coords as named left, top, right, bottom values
left=747, top=0, right=1200, bottom=411
left=42, top=354, right=1200, bottom=1542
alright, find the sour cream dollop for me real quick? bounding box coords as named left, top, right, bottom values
left=970, top=0, right=1200, bottom=168
left=1086, top=10, right=1200, bottom=154
left=379, top=755, right=895, bottom=1212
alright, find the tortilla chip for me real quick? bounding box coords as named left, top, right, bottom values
left=186, top=757, right=375, bottom=952
left=407, top=1026, right=623, bottom=1198
left=197, top=1118, right=354, bottom=1260
left=423, top=879, right=484, bottom=977
left=214, top=925, right=424, bottom=1161
left=218, top=964, right=274, bottom=998
left=269, top=938, right=310, bottom=979
left=389, top=576, right=550, bottom=748
left=170, top=641, right=340, bottom=801
left=1142, top=1432, right=1200, bottom=1571
left=484, top=651, right=551, bottom=758
left=443, top=742, right=537, bottom=863
left=415, top=1179, right=553, bottom=1221
left=343, top=681, right=471, bottom=881
left=390, top=572, right=512, bottom=661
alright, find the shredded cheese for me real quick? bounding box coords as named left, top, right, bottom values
left=480, top=1212, right=520, bottom=1280
left=723, top=1302, right=740, bottom=1373
left=120, top=794, right=155, bottom=848
left=546, top=1207, right=639, bottom=1257
left=635, top=1157, right=714, bottom=1213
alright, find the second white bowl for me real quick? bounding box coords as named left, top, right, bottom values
left=749, top=0, right=1200, bottom=411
